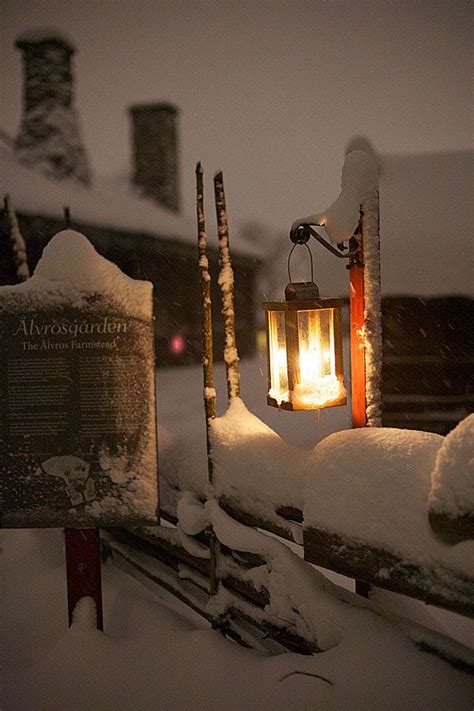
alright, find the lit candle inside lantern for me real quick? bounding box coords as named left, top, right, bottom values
left=293, top=309, right=345, bottom=408
left=264, top=293, right=347, bottom=411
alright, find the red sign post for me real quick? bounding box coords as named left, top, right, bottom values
left=65, top=528, right=103, bottom=630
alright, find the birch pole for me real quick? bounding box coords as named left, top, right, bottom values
left=196, top=162, right=219, bottom=598
left=213, top=171, right=240, bottom=401
left=196, top=162, right=217, bottom=474
left=3, top=194, right=30, bottom=282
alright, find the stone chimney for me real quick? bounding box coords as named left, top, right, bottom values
left=129, top=103, right=180, bottom=212
left=15, top=29, right=91, bottom=184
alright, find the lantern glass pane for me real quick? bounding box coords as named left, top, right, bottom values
left=267, top=310, right=288, bottom=404
left=292, top=308, right=345, bottom=408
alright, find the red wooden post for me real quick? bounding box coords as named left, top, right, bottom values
left=65, top=528, right=103, bottom=630
left=349, top=236, right=367, bottom=429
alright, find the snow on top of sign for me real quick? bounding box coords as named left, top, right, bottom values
left=0, top=145, right=262, bottom=258
left=429, top=414, right=474, bottom=518
left=0, top=230, right=153, bottom=319
left=303, top=426, right=473, bottom=578
left=291, top=149, right=379, bottom=244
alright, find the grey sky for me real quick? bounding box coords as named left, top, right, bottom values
left=1, top=1, right=472, bottom=295
left=3, top=1, right=471, bottom=215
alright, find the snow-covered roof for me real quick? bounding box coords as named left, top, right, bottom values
left=0, top=145, right=263, bottom=259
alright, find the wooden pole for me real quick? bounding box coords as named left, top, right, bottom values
left=361, top=193, right=383, bottom=427
left=349, top=224, right=367, bottom=429
left=350, top=193, right=382, bottom=599
left=213, top=171, right=241, bottom=401
left=64, top=528, right=103, bottom=630
left=350, top=226, right=370, bottom=599
left=196, top=162, right=219, bottom=598
left=196, top=163, right=217, bottom=438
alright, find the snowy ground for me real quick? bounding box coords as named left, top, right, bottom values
left=3, top=355, right=474, bottom=710
left=3, top=526, right=474, bottom=711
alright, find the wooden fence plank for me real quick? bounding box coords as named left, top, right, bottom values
left=304, top=526, right=474, bottom=618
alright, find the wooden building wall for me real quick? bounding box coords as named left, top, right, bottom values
left=0, top=212, right=259, bottom=367
left=382, top=296, right=473, bottom=435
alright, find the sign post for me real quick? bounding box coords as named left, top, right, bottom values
left=65, top=528, right=103, bottom=629
left=1, top=230, right=159, bottom=629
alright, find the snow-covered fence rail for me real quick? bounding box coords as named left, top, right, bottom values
left=147, top=394, right=473, bottom=620
left=116, top=408, right=473, bottom=623
left=104, top=522, right=317, bottom=654
left=104, top=481, right=474, bottom=669
left=107, top=375, right=473, bottom=659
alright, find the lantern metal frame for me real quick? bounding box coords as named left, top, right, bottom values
left=262, top=222, right=361, bottom=412
left=263, top=285, right=346, bottom=411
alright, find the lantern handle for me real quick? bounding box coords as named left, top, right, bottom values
left=287, top=241, right=314, bottom=284
left=289, top=223, right=361, bottom=265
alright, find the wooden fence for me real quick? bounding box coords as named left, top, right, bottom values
left=104, top=160, right=473, bottom=668
left=103, top=482, right=473, bottom=669
left=3, top=177, right=473, bottom=672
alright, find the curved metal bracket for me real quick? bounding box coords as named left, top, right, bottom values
left=289, top=223, right=362, bottom=266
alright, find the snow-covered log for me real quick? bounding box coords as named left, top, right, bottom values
left=107, top=507, right=474, bottom=669
left=429, top=414, right=474, bottom=543
left=155, top=395, right=473, bottom=617
left=303, top=425, right=474, bottom=616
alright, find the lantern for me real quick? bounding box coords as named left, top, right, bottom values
left=263, top=281, right=346, bottom=411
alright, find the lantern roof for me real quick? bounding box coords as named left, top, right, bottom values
left=262, top=296, right=345, bottom=312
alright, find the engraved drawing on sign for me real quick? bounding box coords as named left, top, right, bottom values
left=37, top=456, right=96, bottom=506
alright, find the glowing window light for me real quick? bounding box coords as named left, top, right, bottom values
left=263, top=283, right=346, bottom=411
left=170, top=333, right=186, bottom=355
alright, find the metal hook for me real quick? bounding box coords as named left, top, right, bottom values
left=290, top=223, right=361, bottom=262
left=287, top=241, right=314, bottom=284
